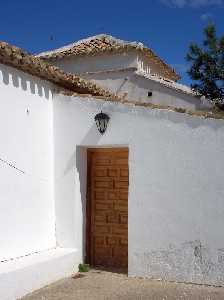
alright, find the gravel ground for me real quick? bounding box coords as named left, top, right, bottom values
left=22, top=269, right=224, bottom=300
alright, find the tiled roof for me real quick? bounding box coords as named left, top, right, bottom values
left=0, top=41, right=118, bottom=98
left=37, top=34, right=180, bottom=81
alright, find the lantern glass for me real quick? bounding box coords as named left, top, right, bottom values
left=94, top=111, right=110, bottom=134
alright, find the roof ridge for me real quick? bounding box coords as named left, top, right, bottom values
left=36, top=34, right=149, bottom=57
left=36, top=34, right=180, bottom=81
left=36, top=34, right=110, bottom=57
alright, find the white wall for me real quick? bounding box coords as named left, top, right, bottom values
left=54, top=51, right=137, bottom=74
left=0, top=64, right=55, bottom=261
left=51, top=52, right=210, bottom=111
left=83, top=70, right=207, bottom=111
left=53, top=50, right=174, bottom=80
left=53, top=93, right=224, bottom=286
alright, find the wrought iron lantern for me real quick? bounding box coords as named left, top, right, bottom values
left=94, top=111, right=110, bottom=134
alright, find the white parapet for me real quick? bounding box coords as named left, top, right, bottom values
left=0, top=248, right=80, bottom=300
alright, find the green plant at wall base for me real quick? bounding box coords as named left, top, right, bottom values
left=78, top=263, right=90, bottom=272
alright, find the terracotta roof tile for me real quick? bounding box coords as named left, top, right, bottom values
left=37, top=34, right=180, bottom=81
left=0, top=41, right=118, bottom=98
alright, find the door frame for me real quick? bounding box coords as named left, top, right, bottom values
left=85, top=147, right=129, bottom=267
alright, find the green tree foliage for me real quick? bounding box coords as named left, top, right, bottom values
left=186, top=24, right=224, bottom=108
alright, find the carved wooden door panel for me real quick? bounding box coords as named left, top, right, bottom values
left=87, top=148, right=129, bottom=270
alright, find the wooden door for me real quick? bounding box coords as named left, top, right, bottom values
left=86, top=148, right=129, bottom=270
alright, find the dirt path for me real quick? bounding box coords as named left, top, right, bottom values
left=22, top=269, right=224, bottom=300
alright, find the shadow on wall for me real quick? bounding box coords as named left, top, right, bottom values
left=63, top=123, right=102, bottom=260
left=63, top=125, right=101, bottom=176
left=0, top=64, right=51, bottom=100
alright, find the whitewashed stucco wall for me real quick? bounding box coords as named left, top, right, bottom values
left=83, top=70, right=208, bottom=111
left=0, top=64, right=55, bottom=261
left=54, top=51, right=137, bottom=75
left=54, top=93, right=224, bottom=286
left=50, top=52, right=210, bottom=111
left=52, top=51, right=174, bottom=80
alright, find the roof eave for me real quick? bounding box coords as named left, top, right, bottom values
left=0, top=41, right=118, bottom=99
left=39, top=47, right=180, bottom=82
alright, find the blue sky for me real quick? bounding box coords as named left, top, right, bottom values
left=0, top=0, right=223, bottom=85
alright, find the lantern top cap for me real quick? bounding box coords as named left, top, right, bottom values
left=94, top=111, right=110, bottom=121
